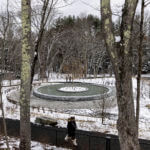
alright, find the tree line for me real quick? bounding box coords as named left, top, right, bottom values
left=0, top=6, right=150, bottom=79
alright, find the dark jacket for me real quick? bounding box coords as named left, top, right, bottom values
left=67, top=120, right=76, bottom=137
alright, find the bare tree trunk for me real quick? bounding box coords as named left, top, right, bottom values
left=20, top=0, right=31, bottom=149
left=116, top=69, right=140, bottom=150
left=136, top=0, right=145, bottom=131
left=0, top=81, right=10, bottom=149
left=31, top=0, right=52, bottom=86
left=101, top=0, right=141, bottom=149
left=101, top=97, right=106, bottom=124
left=0, top=0, right=10, bottom=148
left=39, top=54, right=47, bottom=79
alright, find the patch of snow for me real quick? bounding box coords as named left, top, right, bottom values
left=115, top=36, right=121, bottom=42
left=0, top=136, right=70, bottom=150
left=58, top=86, right=88, bottom=92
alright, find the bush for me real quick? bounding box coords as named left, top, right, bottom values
left=35, top=117, right=57, bottom=126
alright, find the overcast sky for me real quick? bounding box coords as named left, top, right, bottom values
left=0, top=0, right=126, bottom=16
left=0, top=0, right=149, bottom=19
left=59, top=0, right=125, bottom=18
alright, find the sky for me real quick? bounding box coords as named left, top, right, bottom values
left=0, top=0, right=125, bottom=17
left=59, top=0, right=150, bottom=23
left=58, top=0, right=100, bottom=17
left=58, top=0, right=125, bottom=18
left=0, top=0, right=149, bottom=20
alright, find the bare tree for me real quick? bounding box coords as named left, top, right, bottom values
left=31, top=0, right=61, bottom=83
left=136, top=0, right=145, bottom=132
left=0, top=0, right=10, bottom=72
left=19, top=0, right=32, bottom=149
left=0, top=79, right=9, bottom=149
left=0, top=0, right=11, bottom=149
left=101, top=0, right=141, bottom=150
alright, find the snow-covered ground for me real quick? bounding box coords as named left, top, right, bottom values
left=1, top=73, right=150, bottom=149
left=0, top=136, right=70, bottom=150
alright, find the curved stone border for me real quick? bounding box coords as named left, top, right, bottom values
left=33, top=82, right=113, bottom=101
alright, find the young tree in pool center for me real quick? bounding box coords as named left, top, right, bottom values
left=20, top=0, right=32, bottom=149
left=101, top=0, right=141, bottom=150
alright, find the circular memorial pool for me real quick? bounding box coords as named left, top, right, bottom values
left=33, top=82, right=112, bottom=101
